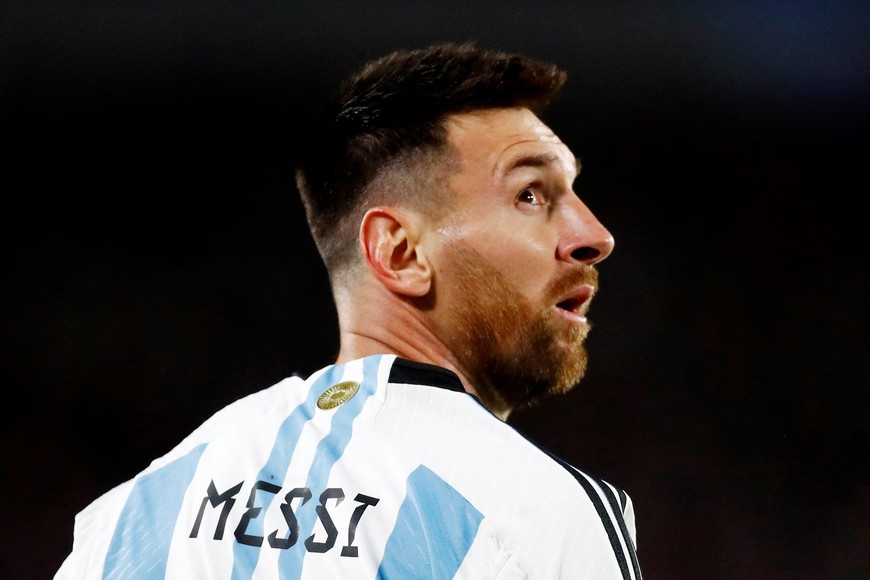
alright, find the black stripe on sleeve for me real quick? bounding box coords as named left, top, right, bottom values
left=524, top=442, right=643, bottom=580
left=571, top=470, right=634, bottom=580
left=548, top=456, right=632, bottom=580
left=596, top=479, right=643, bottom=580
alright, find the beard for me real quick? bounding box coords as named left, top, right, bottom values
left=437, top=243, right=599, bottom=415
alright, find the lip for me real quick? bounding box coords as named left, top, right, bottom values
left=553, top=284, right=595, bottom=324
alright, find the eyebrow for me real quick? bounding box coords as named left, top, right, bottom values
left=503, top=152, right=582, bottom=178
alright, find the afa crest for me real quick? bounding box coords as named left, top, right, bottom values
left=317, top=381, right=361, bottom=410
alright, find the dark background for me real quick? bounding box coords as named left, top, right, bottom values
left=2, top=2, right=868, bottom=578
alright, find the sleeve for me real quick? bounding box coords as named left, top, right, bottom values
left=54, top=481, right=135, bottom=580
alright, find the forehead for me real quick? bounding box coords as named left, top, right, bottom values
left=444, top=108, right=578, bottom=177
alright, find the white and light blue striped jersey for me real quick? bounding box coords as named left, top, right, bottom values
left=56, top=354, right=642, bottom=579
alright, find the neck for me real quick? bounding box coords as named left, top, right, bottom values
left=333, top=285, right=511, bottom=420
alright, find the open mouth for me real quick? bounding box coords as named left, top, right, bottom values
left=554, top=285, right=594, bottom=322
left=557, top=296, right=586, bottom=314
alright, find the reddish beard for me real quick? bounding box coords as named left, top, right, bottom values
left=439, top=244, right=598, bottom=415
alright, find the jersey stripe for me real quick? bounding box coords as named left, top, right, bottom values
left=277, top=355, right=382, bottom=579
left=571, top=471, right=632, bottom=580
left=229, top=368, right=328, bottom=579
left=377, top=464, right=484, bottom=578
left=599, top=479, right=642, bottom=579
left=103, top=443, right=207, bottom=580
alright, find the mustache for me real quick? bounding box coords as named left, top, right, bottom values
left=544, top=266, right=599, bottom=302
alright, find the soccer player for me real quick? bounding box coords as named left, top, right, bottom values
left=56, top=42, right=642, bottom=579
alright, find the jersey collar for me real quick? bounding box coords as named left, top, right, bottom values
left=388, top=357, right=466, bottom=393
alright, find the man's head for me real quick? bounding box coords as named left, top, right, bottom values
left=296, top=43, right=614, bottom=415
left=295, top=42, right=567, bottom=278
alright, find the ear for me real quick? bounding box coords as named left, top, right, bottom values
left=359, top=206, right=432, bottom=297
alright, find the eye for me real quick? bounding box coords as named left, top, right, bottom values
left=516, top=188, right=544, bottom=205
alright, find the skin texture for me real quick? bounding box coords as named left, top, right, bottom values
left=335, top=107, right=614, bottom=419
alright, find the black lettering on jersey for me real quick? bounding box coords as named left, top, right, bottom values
left=304, top=488, right=344, bottom=553
left=235, top=480, right=282, bottom=547
left=267, top=487, right=312, bottom=549
left=340, top=493, right=380, bottom=557
left=189, top=480, right=243, bottom=540
left=190, top=480, right=382, bottom=556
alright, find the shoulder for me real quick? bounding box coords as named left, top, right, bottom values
left=58, top=379, right=306, bottom=530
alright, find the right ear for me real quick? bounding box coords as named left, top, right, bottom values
left=359, top=206, right=433, bottom=297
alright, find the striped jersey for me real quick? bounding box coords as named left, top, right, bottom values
left=56, top=354, right=642, bottom=579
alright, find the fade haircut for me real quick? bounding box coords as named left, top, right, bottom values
left=295, top=41, right=567, bottom=275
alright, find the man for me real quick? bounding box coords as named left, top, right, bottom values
left=57, top=42, right=642, bottom=579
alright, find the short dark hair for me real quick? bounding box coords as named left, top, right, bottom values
left=295, top=41, right=567, bottom=272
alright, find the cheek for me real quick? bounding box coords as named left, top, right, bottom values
left=436, top=209, right=557, bottom=298
left=473, top=230, right=555, bottom=299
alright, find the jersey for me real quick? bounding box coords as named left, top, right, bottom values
left=56, top=354, right=642, bottom=579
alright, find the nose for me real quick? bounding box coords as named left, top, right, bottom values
left=556, top=197, right=615, bottom=265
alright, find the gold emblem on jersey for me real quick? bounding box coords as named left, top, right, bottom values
left=317, top=381, right=360, bottom=410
